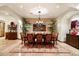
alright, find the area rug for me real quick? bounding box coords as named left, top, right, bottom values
left=9, top=44, right=71, bottom=54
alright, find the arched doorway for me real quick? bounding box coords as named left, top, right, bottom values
left=0, top=21, right=5, bottom=37
left=70, top=15, right=79, bottom=35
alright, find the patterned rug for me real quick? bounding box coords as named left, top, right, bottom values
left=9, top=44, right=71, bottom=54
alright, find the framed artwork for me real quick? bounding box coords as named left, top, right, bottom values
left=33, top=23, right=46, bottom=31
left=0, top=22, right=5, bottom=37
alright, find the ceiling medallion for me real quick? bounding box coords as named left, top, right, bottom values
left=30, top=6, right=48, bottom=15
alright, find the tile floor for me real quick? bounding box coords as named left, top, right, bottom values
left=0, top=39, right=79, bottom=56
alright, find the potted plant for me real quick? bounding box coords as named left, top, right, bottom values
left=22, top=18, right=31, bottom=34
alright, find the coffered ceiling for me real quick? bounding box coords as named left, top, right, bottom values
left=0, top=3, right=79, bottom=18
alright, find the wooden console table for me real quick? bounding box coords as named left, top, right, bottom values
left=6, top=32, right=17, bottom=40
left=66, top=34, right=79, bottom=49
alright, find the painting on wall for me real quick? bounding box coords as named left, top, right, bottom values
left=33, top=23, right=46, bottom=31
left=0, top=22, right=5, bottom=37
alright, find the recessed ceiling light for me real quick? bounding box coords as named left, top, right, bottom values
left=5, top=12, right=9, bottom=15
left=76, top=5, right=79, bottom=9
left=20, top=5, right=23, bottom=8
left=0, top=10, right=9, bottom=15
left=0, top=4, right=4, bottom=7
left=56, top=5, right=60, bottom=8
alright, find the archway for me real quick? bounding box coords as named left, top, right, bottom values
left=57, top=10, right=79, bottom=42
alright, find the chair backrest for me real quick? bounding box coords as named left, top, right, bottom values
left=27, top=34, right=34, bottom=43
left=36, top=34, right=42, bottom=43
left=45, top=34, right=52, bottom=43
left=52, top=32, right=58, bottom=40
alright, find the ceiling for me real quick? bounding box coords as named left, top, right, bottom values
left=0, top=3, right=79, bottom=18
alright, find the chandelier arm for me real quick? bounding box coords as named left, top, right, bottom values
left=38, top=11, right=41, bottom=20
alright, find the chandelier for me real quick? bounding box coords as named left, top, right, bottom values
left=30, top=6, right=48, bottom=23
left=36, top=10, right=43, bottom=23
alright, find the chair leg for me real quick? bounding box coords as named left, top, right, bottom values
left=27, top=42, right=35, bottom=48
left=45, top=44, right=52, bottom=48
left=24, top=41, right=25, bottom=46
left=56, top=40, right=57, bottom=45
left=52, top=38, right=55, bottom=46
left=36, top=43, right=42, bottom=48
left=27, top=43, right=34, bottom=48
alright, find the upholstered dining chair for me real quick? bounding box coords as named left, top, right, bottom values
left=45, top=34, right=53, bottom=48
left=20, top=33, right=24, bottom=44
left=36, top=34, right=43, bottom=48
left=27, top=34, right=34, bottom=48
left=45, top=34, right=52, bottom=43
left=20, top=33, right=27, bottom=45
left=52, top=32, right=58, bottom=46
left=27, top=34, right=34, bottom=43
